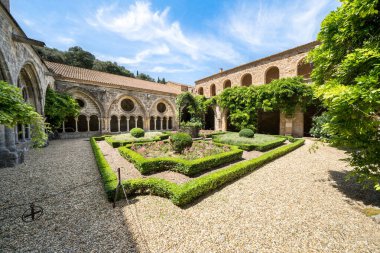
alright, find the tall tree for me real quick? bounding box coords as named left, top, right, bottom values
left=92, top=60, right=135, bottom=77
left=64, top=46, right=95, bottom=69
left=309, top=0, right=380, bottom=190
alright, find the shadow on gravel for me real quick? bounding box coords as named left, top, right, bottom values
left=329, top=170, right=380, bottom=207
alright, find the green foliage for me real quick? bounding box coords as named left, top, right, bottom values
left=0, top=81, right=47, bottom=147
left=239, top=128, right=255, bottom=138
left=65, top=46, right=96, bottom=69
left=119, top=141, right=243, bottom=176
left=44, top=88, right=80, bottom=130
left=308, top=0, right=380, bottom=190
left=120, top=139, right=304, bottom=206
left=309, top=113, right=332, bottom=139
left=93, top=60, right=135, bottom=77
left=213, top=133, right=287, bottom=151
left=90, top=137, right=118, bottom=200
left=105, top=133, right=169, bottom=148
left=217, top=77, right=313, bottom=130
left=169, top=132, right=193, bottom=153
left=36, top=46, right=167, bottom=82
left=130, top=128, right=145, bottom=138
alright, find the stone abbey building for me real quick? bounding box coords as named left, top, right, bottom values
left=0, top=0, right=317, bottom=167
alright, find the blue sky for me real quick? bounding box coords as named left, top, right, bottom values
left=12, top=0, right=340, bottom=85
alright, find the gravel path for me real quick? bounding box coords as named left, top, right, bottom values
left=1, top=139, right=379, bottom=252
left=121, top=139, right=380, bottom=253
left=0, top=139, right=140, bottom=252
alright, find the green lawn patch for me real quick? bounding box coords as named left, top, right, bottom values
left=213, top=132, right=287, bottom=151
left=91, top=136, right=304, bottom=206
left=105, top=131, right=169, bottom=148
left=118, top=141, right=243, bottom=176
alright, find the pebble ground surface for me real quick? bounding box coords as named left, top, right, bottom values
left=0, top=138, right=379, bottom=252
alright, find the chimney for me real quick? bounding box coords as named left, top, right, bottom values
left=219, top=68, right=223, bottom=73
left=0, top=0, right=10, bottom=12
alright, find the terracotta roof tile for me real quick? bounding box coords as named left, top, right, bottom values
left=45, top=61, right=181, bottom=95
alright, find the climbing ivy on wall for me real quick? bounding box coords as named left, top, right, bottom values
left=0, top=81, right=47, bottom=147
left=217, top=77, right=314, bottom=131
left=44, top=88, right=80, bottom=130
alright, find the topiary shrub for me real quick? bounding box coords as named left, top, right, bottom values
left=239, top=128, right=255, bottom=138
left=169, top=132, right=193, bottom=153
left=130, top=128, right=145, bottom=138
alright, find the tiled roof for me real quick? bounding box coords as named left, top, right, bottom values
left=45, top=61, right=181, bottom=95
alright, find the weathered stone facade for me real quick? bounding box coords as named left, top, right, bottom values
left=0, top=2, right=54, bottom=167
left=194, top=42, right=317, bottom=137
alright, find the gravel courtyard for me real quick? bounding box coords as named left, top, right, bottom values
left=1, top=138, right=379, bottom=252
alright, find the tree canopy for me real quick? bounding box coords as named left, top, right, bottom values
left=308, top=0, right=380, bottom=190
left=36, top=46, right=165, bottom=83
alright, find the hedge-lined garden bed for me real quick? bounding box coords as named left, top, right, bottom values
left=118, top=141, right=243, bottom=176
left=91, top=136, right=304, bottom=206
left=213, top=133, right=287, bottom=151
left=105, top=132, right=170, bottom=148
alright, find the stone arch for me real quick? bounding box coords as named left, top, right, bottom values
left=149, top=98, right=176, bottom=118
left=297, top=57, right=313, bottom=79
left=89, top=115, right=100, bottom=131
left=210, top=84, right=216, bottom=96
left=241, top=73, right=252, bottom=87
left=265, top=66, right=280, bottom=84
left=198, top=87, right=204, bottom=95
left=204, top=106, right=216, bottom=130
left=109, top=94, right=147, bottom=119
left=17, top=63, right=43, bottom=113
left=65, top=87, right=104, bottom=117
left=110, top=115, right=119, bottom=132
left=223, top=79, right=231, bottom=89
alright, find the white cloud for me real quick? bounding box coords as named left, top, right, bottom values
left=223, top=0, right=338, bottom=50
left=88, top=1, right=241, bottom=65
left=55, top=36, right=76, bottom=46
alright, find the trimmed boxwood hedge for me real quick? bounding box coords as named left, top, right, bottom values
left=90, top=137, right=304, bottom=206
left=105, top=134, right=169, bottom=148
left=212, top=135, right=287, bottom=151
left=118, top=141, right=243, bottom=176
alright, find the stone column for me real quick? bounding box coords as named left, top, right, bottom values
left=14, top=126, right=18, bottom=143
left=62, top=121, right=65, bottom=133
left=75, top=118, right=78, bottom=132
left=160, top=118, right=164, bottom=131
left=4, top=126, right=19, bottom=166
left=135, top=118, right=138, bottom=128
left=154, top=117, right=157, bottom=131
left=127, top=117, right=130, bottom=132
left=118, top=117, right=121, bottom=132
left=166, top=118, right=169, bottom=130
left=87, top=116, right=90, bottom=132
left=98, top=118, right=101, bottom=132
left=21, top=125, right=25, bottom=142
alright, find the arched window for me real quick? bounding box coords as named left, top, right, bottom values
left=156, top=116, right=161, bottom=130
left=137, top=116, right=144, bottom=129
left=77, top=115, right=88, bottom=132
left=110, top=115, right=119, bottom=132
left=210, top=84, right=216, bottom=96
left=163, top=117, right=167, bottom=130
left=198, top=87, right=204, bottom=95
left=150, top=117, right=155, bottom=130
left=241, top=74, right=252, bottom=86
left=168, top=117, right=173, bottom=129
left=65, top=116, right=76, bottom=132
left=265, top=66, right=280, bottom=84
left=129, top=116, right=136, bottom=131
left=297, top=58, right=313, bottom=80
left=120, top=116, right=128, bottom=132
left=223, top=80, right=231, bottom=89
left=89, top=115, right=99, bottom=131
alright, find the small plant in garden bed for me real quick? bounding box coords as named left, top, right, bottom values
left=213, top=132, right=287, bottom=151
left=105, top=131, right=169, bottom=148
left=130, top=127, right=144, bottom=138
left=199, top=130, right=225, bottom=138
left=131, top=140, right=231, bottom=159
left=239, top=128, right=255, bottom=138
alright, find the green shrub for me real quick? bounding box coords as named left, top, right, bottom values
left=105, top=134, right=169, bottom=148
left=239, top=128, right=255, bottom=138
left=213, top=133, right=286, bottom=151
left=130, top=128, right=145, bottom=138
left=310, top=113, right=331, bottom=139
left=170, top=132, right=193, bottom=153
left=118, top=141, right=243, bottom=176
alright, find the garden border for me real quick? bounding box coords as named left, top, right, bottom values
left=105, top=133, right=170, bottom=148
left=118, top=141, right=243, bottom=176
left=90, top=136, right=304, bottom=206
left=212, top=134, right=287, bottom=151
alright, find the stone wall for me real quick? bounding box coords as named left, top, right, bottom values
left=0, top=5, right=52, bottom=168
